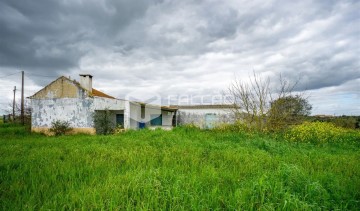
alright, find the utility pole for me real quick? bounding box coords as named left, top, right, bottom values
left=13, top=86, right=16, bottom=121
left=21, top=71, right=24, bottom=125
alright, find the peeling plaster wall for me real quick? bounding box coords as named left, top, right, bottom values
left=93, top=97, right=125, bottom=110
left=31, top=97, right=127, bottom=131
left=31, top=98, right=94, bottom=128
left=30, top=76, right=131, bottom=133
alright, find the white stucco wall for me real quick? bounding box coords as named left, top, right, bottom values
left=128, top=102, right=174, bottom=128
left=177, top=108, right=235, bottom=128
left=129, top=102, right=141, bottom=129
left=93, top=97, right=126, bottom=110
left=177, top=108, right=233, bottom=115
left=161, top=110, right=174, bottom=126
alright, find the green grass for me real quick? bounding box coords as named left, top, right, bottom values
left=0, top=125, right=359, bottom=210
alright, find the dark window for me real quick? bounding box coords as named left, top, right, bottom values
left=141, top=105, right=145, bottom=119
left=150, top=114, right=162, bottom=126
left=116, top=114, right=124, bottom=127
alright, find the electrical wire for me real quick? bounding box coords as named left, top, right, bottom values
left=0, top=71, right=22, bottom=78
left=26, top=73, right=59, bottom=78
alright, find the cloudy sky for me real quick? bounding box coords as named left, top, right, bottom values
left=0, top=0, right=359, bottom=115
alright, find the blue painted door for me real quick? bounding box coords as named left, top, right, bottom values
left=205, top=113, right=217, bottom=129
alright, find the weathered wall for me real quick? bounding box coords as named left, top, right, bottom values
left=32, top=77, right=88, bottom=99
left=177, top=108, right=235, bottom=128
left=31, top=98, right=94, bottom=128
left=31, top=97, right=127, bottom=132
left=93, top=97, right=125, bottom=110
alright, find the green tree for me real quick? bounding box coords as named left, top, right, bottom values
left=268, top=95, right=312, bottom=131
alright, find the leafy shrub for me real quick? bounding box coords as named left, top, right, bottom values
left=49, top=120, right=72, bottom=136
left=93, top=109, right=115, bottom=135
left=285, top=122, right=360, bottom=144
left=267, top=95, right=311, bottom=132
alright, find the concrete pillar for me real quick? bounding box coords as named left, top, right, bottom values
left=124, top=101, right=131, bottom=129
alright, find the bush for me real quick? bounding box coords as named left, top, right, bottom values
left=285, top=122, right=360, bottom=144
left=93, top=109, right=115, bottom=135
left=49, top=120, right=72, bottom=136
left=267, top=95, right=311, bottom=132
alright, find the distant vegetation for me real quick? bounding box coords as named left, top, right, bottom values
left=308, top=115, right=360, bottom=130
left=0, top=123, right=359, bottom=210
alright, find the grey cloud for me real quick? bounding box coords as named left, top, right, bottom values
left=0, top=0, right=158, bottom=75
left=0, top=0, right=359, bottom=115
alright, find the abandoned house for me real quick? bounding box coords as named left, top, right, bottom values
left=29, top=74, right=235, bottom=134
left=29, top=74, right=176, bottom=134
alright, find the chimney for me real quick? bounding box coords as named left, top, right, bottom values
left=79, top=74, right=93, bottom=93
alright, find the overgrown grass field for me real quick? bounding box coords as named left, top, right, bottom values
left=0, top=124, right=359, bottom=210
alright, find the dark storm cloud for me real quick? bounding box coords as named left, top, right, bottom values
left=0, top=0, right=359, bottom=114
left=0, top=0, right=159, bottom=75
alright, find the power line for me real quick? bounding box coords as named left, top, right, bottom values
left=26, top=73, right=59, bottom=78
left=0, top=71, right=22, bottom=78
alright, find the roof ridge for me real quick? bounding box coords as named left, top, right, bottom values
left=29, top=76, right=69, bottom=98
left=29, top=75, right=115, bottom=99
left=92, top=88, right=115, bottom=99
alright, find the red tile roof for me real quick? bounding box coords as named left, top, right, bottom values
left=92, top=88, right=115, bottom=99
